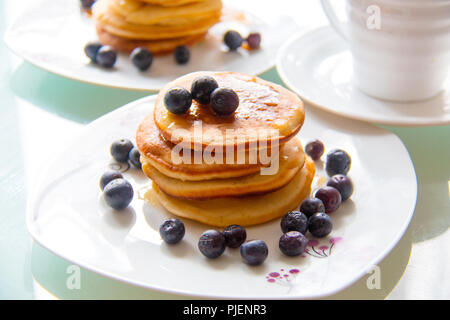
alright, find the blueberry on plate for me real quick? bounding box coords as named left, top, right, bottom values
left=164, top=87, right=192, bottom=115
left=191, top=76, right=219, bottom=105
left=210, top=88, right=239, bottom=116
left=96, top=45, right=117, bottom=69
left=305, top=139, right=325, bottom=161
left=224, top=30, right=243, bottom=51
left=84, top=42, right=102, bottom=63
left=315, top=186, right=342, bottom=214
left=128, top=147, right=142, bottom=169
left=103, top=178, right=133, bottom=210
left=246, top=32, right=261, bottom=50
left=299, top=198, right=325, bottom=218
left=223, top=225, right=247, bottom=248
left=99, top=170, right=123, bottom=191
left=130, top=47, right=153, bottom=71
left=280, top=211, right=308, bottom=234
left=174, top=45, right=190, bottom=65
left=327, top=174, right=353, bottom=201
left=240, top=240, right=268, bottom=266
left=81, top=0, right=96, bottom=9
left=279, top=231, right=308, bottom=257
left=110, top=138, right=134, bottom=163
left=308, top=212, right=333, bottom=238
left=326, top=149, right=351, bottom=176
left=198, top=230, right=226, bottom=259
left=159, top=219, right=185, bottom=244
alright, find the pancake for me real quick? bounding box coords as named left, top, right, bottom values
left=154, top=72, right=305, bottom=151
left=109, top=0, right=222, bottom=26
left=149, top=157, right=315, bottom=227
left=96, top=25, right=206, bottom=54
left=109, top=4, right=219, bottom=28
left=93, top=0, right=221, bottom=40
left=142, top=138, right=305, bottom=199
left=138, top=0, right=206, bottom=7
left=136, top=113, right=267, bottom=181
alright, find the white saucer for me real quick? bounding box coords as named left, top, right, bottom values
left=5, top=0, right=296, bottom=91
left=276, top=26, right=450, bottom=126
left=26, top=95, right=417, bottom=299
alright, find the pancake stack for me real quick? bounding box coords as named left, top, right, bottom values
left=92, top=0, right=223, bottom=54
left=136, top=71, right=315, bottom=227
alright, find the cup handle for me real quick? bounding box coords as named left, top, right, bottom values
left=320, top=0, right=348, bottom=40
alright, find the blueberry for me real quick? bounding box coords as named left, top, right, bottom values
left=110, top=138, right=134, bottom=163
left=191, top=76, right=219, bottom=105
left=326, top=149, right=351, bottom=176
left=164, top=87, right=192, bottom=115
left=305, top=139, right=325, bottom=161
left=159, top=219, right=185, bottom=244
left=128, top=147, right=142, bottom=169
left=81, top=0, right=96, bottom=9
left=103, top=178, right=133, bottom=210
left=308, top=212, right=333, bottom=238
left=224, top=30, right=243, bottom=51
left=174, top=45, right=190, bottom=65
left=240, top=240, right=268, bottom=266
left=315, top=186, right=342, bottom=214
left=211, top=88, right=239, bottom=116
left=84, top=42, right=102, bottom=63
left=96, top=45, right=117, bottom=68
left=280, top=211, right=308, bottom=234
left=130, top=47, right=153, bottom=71
left=198, top=230, right=226, bottom=259
left=246, top=33, right=261, bottom=50
left=327, top=174, right=353, bottom=201
left=99, top=170, right=123, bottom=191
left=299, top=198, right=325, bottom=218
left=279, top=231, right=308, bottom=257
left=223, top=225, right=246, bottom=248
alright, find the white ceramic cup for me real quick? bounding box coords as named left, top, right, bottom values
left=320, top=0, right=450, bottom=102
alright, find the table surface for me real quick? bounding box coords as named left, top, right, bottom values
left=1, top=0, right=449, bottom=300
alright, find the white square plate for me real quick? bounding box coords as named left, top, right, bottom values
left=27, top=96, right=417, bottom=298
left=5, top=0, right=297, bottom=91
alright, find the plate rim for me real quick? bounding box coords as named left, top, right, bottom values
left=26, top=95, right=418, bottom=299
left=276, top=26, right=450, bottom=127
left=4, top=1, right=277, bottom=92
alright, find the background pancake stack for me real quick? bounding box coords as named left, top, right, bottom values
left=92, top=0, right=223, bottom=54
left=137, top=72, right=315, bottom=227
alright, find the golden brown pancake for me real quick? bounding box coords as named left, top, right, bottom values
left=93, top=0, right=221, bottom=40
left=142, top=138, right=305, bottom=199
left=96, top=25, right=206, bottom=54
left=108, top=0, right=222, bottom=26
left=136, top=113, right=267, bottom=181
left=154, top=72, right=305, bottom=151
left=149, top=157, right=315, bottom=227
left=95, top=11, right=220, bottom=40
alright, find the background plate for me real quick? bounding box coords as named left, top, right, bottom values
left=277, top=27, right=450, bottom=126
left=27, top=95, right=417, bottom=299
left=5, top=0, right=296, bottom=91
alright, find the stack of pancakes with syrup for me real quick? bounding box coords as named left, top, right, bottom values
left=92, top=0, right=223, bottom=54
left=136, top=72, right=315, bottom=227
